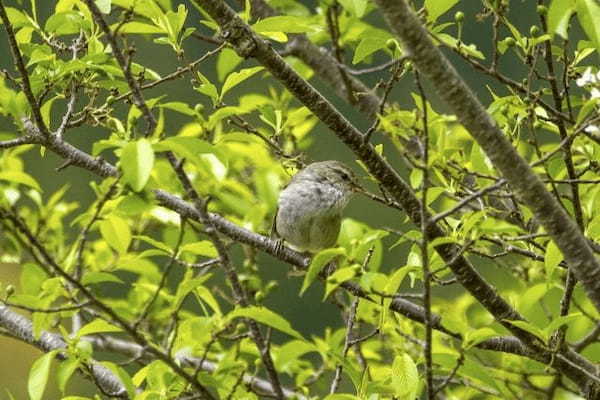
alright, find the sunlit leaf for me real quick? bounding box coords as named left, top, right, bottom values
left=120, top=138, right=155, bottom=192
left=220, top=66, right=264, bottom=100
left=391, top=353, right=419, bottom=398
left=353, top=37, right=388, bottom=64
left=0, top=171, right=41, bottom=191
left=100, top=215, right=132, bottom=255
left=548, top=0, right=575, bottom=39
left=28, top=351, right=57, bottom=400
left=95, top=0, right=111, bottom=14
left=577, top=0, right=600, bottom=53
left=228, top=306, right=305, bottom=340
left=252, top=16, right=319, bottom=34
left=76, top=319, right=123, bottom=338
left=544, top=240, right=563, bottom=280
left=301, top=247, right=346, bottom=295
left=425, top=0, right=459, bottom=21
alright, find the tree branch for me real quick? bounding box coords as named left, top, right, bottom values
left=0, top=305, right=126, bottom=397
left=373, top=0, right=600, bottom=315
left=0, top=1, right=51, bottom=137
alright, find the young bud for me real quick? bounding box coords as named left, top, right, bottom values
left=386, top=39, right=398, bottom=51
left=530, top=25, right=540, bottom=36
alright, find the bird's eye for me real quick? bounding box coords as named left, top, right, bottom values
left=341, top=172, right=351, bottom=181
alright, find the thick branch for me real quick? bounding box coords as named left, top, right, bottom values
left=0, top=305, right=126, bottom=397
left=373, top=0, right=600, bottom=314
left=82, top=0, right=157, bottom=133
left=12, top=118, right=597, bottom=389
left=247, top=0, right=381, bottom=120
left=194, top=0, right=600, bottom=390
left=198, top=0, right=529, bottom=354
left=0, top=1, right=50, bottom=136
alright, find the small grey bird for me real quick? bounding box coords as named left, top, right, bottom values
left=275, top=160, right=361, bottom=253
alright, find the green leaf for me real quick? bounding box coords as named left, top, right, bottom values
left=518, top=283, right=549, bottom=317
left=154, top=136, right=218, bottom=167
left=505, top=319, right=547, bottom=342
left=134, top=235, right=172, bottom=254
left=76, top=319, right=123, bottom=338
left=329, top=351, right=363, bottom=391
left=100, top=215, right=131, bottom=255
left=115, top=255, right=161, bottom=282
left=301, top=247, right=346, bottom=295
left=3, top=7, right=31, bottom=29
left=220, top=66, right=264, bottom=101
left=116, top=21, right=163, bottom=34
left=463, top=327, right=499, bottom=349
left=195, top=78, right=219, bottom=104
left=120, top=138, right=154, bottom=192
left=112, top=0, right=163, bottom=19
left=352, top=37, right=387, bottom=64
left=409, top=168, right=423, bottom=189
left=57, top=358, right=79, bottom=394
left=216, top=48, right=243, bottom=82
left=479, top=217, right=522, bottom=234
left=576, top=97, right=599, bottom=126
left=32, top=312, right=52, bottom=341
left=228, top=306, right=305, bottom=340
left=360, top=271, right=388, bottom=293
left=324, top=266, right=359, bottom=299
left=159, top=101, right=197, bottom=116
left=544, top=240, right=563, bottom=280
left=20, top=263, right=48, bottom=295
left=252, top=16, right=319, bottom=34
left=459, top=358, right=500, bottom=391
left=181, top=240, right=218, bottom=257
left=40, top=96, right=59, bottom=127
left=95, top=0, right=111, bottom=13
left=209, top=105, right=251, bottom=130
left=577, top=0, right=600, bottom=53
left=436, top=33, right=485, bottom=59
left=323, top=394, right=361, bottom=400
left=45, top=11, right=86, bottom=35
left=425, top=0, right=459, bottom=21
left=0, top=171, right=42, bottom=191
left=275, top=340, right=318, bottom=371
left=81, top=272, right=123, bottom=286
left=548, top=0, right=575, bottom=39
left=173, top=276, right=211, bottom=310
left=544, top=313, right=582, bottom=336
left=195, top=285, right=222, bottom=316
left=337, top=0, right=368, bottom=17
left=587, top=214, right=600, bottom=240
left=132, top=364, right=149, bottom=387
left=391, top=353, right=419, bottom=398
left=381, top=266, right=419, bottom=332
left=28, top=350, right=57, bottom=400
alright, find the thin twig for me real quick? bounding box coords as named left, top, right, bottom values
left=0, top=1, right=51, bottom=136
left=429, top=179, right=507, bottom=224
left=135, top=218, right=187, bottom=327
left=1, top=300, right=91, bottom=314
left=329, top=297, right=359, bottom=393
left=415, top=70, right=434, bottom=400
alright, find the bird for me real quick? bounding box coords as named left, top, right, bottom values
left=274, top=160, right=361, bottom=253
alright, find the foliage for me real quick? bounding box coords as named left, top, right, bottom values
left=0, top=0, right=600, bottom=399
